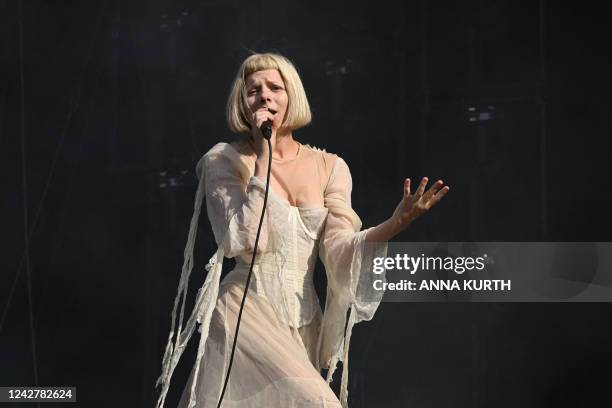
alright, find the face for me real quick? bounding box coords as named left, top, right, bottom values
left=245, top=69, right=288, bottom=130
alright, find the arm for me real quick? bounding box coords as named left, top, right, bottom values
left=203, top=149, right=283, bottom=258
left=319, top=156, right=374, bottom=299
left=364, top=217, right=403, bottom=243
left=317, top=155, right=388, bottom=401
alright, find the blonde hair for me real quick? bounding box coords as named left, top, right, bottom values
left=226, top=52, right=312, bottom=134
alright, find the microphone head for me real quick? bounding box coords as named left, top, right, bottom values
left=261, top=107, right=275, bottom=140
left=261, top=124, right=272, bottom=140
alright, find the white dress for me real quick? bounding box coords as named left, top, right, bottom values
left=155, top=140, right=387, bottom=408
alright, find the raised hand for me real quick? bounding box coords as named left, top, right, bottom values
left=392, top=177, right=450, bottom=232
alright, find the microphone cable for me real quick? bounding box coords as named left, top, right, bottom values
left=216, top=131, right=272, bottom=407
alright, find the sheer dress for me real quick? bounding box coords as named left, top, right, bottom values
left=155, top=140, right=387, bottom=407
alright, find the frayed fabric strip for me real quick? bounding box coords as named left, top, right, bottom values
left=156, top=245, right=225, bottom=408
left=155, top=157, right=208, bottom=408
left=339, top=306, right=356, bottom=407
left=187, top=246, right=225, bottom=407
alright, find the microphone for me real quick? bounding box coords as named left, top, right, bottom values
left=259, top=108, right=276, bottom=140
left=260, top=122, right=272, bottom=140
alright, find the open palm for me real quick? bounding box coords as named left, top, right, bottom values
left=392, top=177, right=450, bottom=230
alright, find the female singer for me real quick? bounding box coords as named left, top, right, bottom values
left=155, top=52, right=449, bottom=407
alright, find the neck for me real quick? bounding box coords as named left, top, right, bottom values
left=271, top=130, right=298, bottom=160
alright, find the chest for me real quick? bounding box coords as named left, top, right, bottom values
left=268, top=158, right=327, bottom=208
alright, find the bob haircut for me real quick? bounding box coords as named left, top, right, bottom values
left=226, top=52, right=312, bottom=135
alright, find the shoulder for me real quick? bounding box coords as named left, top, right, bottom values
left=300, top=143, right=349, bottom=177
left=201, top=139, right=257, bottom=158
left=197, top=142, right=232, bottom=172
left=300, top=144, right=353, bottom=195
left=202, top=141, right=246, bottom=159
left=197, top=141, right=254, bottom=182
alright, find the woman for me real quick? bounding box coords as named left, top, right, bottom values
left=155, top=53, right=449, bottom=407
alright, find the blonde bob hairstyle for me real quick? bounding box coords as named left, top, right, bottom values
left=226, top=53, right=312, bottom=134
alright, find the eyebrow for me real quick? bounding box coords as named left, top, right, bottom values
left=246, top=79, right=283, bottom=88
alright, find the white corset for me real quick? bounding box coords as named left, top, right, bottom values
left=221, top=205, right=329, bottom=328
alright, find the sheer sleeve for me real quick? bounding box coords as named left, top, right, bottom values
left=203, top=147, right=284, bottom=260
left=317, top=156, right=388, bottom=407
left=155, top=142, right=287, bottom=408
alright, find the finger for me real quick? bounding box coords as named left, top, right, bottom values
left=254, top=112, right=275, bottom=128
left=423, top=180, right=444, bottom=201
left=261, top=111, right=276, bottom=122
left=430, top=185, right=450, bottom=205
left=257, top=112, right=275, bottom=124
left=254, top=108, right=273, bottom=116
left=404, top=178, right=411, bottom=198
left=256, top=107, right=276, bottom=120
left=415, top=177, right=428, bottom=197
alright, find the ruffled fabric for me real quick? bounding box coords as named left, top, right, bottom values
left=155, top=141, right=387, bottom=407
left=316, top=157, right=388, bottom=406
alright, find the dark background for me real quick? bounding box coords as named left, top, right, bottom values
left=2, top=0, right=612, bottom=406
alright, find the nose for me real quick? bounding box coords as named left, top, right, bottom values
left=259, top=87, right=272, bottom=103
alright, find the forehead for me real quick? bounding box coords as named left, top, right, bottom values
left=245, top=69, right=283, bottom=85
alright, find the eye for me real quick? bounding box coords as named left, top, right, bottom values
left=247, top=88, right=257, bottom=95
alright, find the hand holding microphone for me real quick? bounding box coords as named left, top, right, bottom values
left=250, top=107, right=278, bottom=158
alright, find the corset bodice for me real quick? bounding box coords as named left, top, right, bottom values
left=222, top=205, right=329, bottom=328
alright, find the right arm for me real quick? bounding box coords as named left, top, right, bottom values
left=203, top=150, right=283, bottom=259
left=204, top=105, right=284, bottom=257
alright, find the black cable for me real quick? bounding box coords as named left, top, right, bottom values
left=216, top=137, right=272, bottom=407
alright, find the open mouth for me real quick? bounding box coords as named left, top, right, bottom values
left=267, top=108, right=277, bottom=114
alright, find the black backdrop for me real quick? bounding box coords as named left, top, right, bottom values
left=2, top=0, right=612, bottom=406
